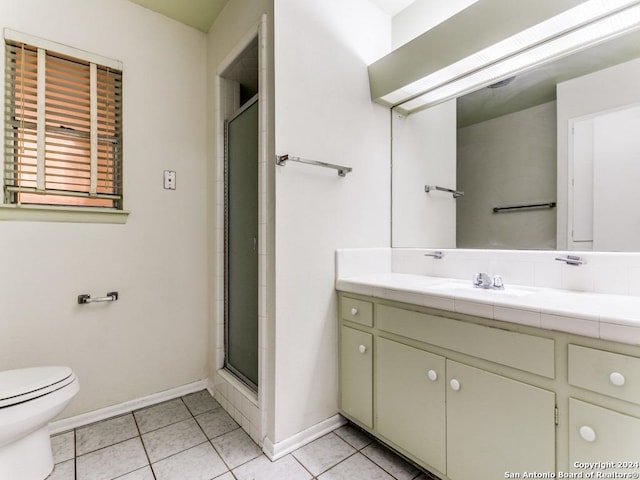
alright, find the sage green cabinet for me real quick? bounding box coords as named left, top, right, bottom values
left=338, top=293, right=640, bottom=480
left=339, top=325, right=373, bottom=428
left=376, top=337, right=555, bottom=479
left=569, top=399, right=640, bottom=475
left=446, top=360, right=556, bottom=480
left=376, top=337, right=446, bottom=473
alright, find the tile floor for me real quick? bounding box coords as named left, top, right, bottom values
left=47, top=389, right=439, bottom=480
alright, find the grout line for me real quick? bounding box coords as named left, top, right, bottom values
left=73, top=429, right=77, bottom=480
left=290, top=451, right=319, bottom=479
left=62, top=392, right=431, bottom=480
left=131, top=407, right=156, bottom=480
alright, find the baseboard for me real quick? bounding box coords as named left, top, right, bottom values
left=49, top=379, right=209, bottom=435
left=262, top=414, right=346, bottom=461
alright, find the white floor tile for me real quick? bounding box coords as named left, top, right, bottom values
left=333, top=425, right=372, bottom=450
left=182, top=389, right=221, bottom=416
left=211, top=428, right=262, bottom=469
left=76, top=413, right=139, bottom=456
left=152, top=442, right=228, bottom=480
left=195, top=408, right=239, bottom=439
left=292, top=433, right=356, bottom=476
left=46, top=459, right=74, bottom=480
left=318, top=453, right=394, bottom=480
left=134, top=398, right=191, bottom=434
left=361, top=442, right=420, bottom=480
left=116, top=466, right=155, bottom=480
left=49, top=396, right=427, bottom=480
left=141, top=417, right=207, bottom=462
left=233, top=454, right=312, bottom=480
left=76, top=437, right=148, bottom=480
left=51, top=431, right=74, bottom=464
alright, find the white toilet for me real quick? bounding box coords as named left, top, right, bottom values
left=0, top=366, right=79, bottom=480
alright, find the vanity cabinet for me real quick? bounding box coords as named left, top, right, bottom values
left=339, top=292, right=640, bottom=480
left=340, top=295, right=556, bottom=479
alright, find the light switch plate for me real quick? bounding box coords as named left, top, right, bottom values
left=163, top=170, right=176, bottom=190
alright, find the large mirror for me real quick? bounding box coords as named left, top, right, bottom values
left=392, top=26, right=640, bottom=251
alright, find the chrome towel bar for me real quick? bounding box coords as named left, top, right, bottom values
left=555, top=255, right=584, bottom=266
left=425, top=185, right=464, bottom=198
left=78, top=292, right=119, bottom=304
left=275, top=154, right=352, bottom=177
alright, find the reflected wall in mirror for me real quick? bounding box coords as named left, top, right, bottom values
left=392, top=27, right=640, bottom=251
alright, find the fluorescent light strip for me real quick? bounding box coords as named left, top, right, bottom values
left=382, top=0, right=640, bottom=107
left=396, top=1, right=640, bottom=113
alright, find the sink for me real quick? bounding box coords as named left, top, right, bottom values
left=428, top=279, right=539, bottom=297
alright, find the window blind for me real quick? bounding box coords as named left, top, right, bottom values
left=4, top=41, right=123, bottom=208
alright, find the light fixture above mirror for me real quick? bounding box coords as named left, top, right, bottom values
left=368, top=0, right=640, bottom=114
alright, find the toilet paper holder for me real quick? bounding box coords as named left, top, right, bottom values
left=77, top=292, right=119, bottom=304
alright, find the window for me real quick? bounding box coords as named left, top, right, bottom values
left=4, top=31, right=123, bottom=210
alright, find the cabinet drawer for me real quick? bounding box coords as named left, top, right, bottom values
left=378, top=304, right=554, bottom=378
left=341, top=297, right=373, bottom=327
left=568, top=344, right=640, bottom=404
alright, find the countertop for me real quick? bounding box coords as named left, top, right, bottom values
left=336, top=273, right=640, bottom=346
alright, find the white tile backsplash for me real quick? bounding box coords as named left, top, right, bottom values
left=381, top=248, right=640, bottom=297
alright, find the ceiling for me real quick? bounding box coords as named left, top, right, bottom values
left=128, top=0, right=416, bottom=32
left=127, top=0, right=230, bottom=32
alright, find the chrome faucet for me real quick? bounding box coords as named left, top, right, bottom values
left=473, top=273, right=492, bottom=289
left=473, top=273, right=504, bottom=290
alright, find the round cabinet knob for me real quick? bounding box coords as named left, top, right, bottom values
left=609, top=372, right=625, bottom=387
left=579, top=425, right=597, bottom=442
left=358, top=345, right=367, bottom=354
left=427, top=370, right=438, bottom=381
left=450, top=379, right=461, bottom=391
left=351, top=308, right=359, bottom=316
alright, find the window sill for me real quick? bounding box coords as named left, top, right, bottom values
left=0, top=204, right=130, bottom=224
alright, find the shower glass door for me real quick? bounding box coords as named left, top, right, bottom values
left=224, top=95, right=259, bottom=390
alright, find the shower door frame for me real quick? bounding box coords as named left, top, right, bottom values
left=223, top=94, right=259, bottom=391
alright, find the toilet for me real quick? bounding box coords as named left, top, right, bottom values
left=0, top=366, right=79, bottom=480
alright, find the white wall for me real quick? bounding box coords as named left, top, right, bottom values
left=273, top=0, right=391, bottom=443
left=457, top=101, right=557, bottom=249
left=0, top=0, right=208, bottom=417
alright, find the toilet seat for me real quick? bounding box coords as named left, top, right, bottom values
left=0, top=367, right=76, bottom=408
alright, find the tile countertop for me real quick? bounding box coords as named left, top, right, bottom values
left=336, top=273, right=640, bottom=346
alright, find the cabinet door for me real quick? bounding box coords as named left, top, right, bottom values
left=446, top=361, right=555, bottom=480
left=569, top=398, right=640, bottom=475
left=376, top=337, right=446, bottom=473
left=340, top=325, right=373, bottom=428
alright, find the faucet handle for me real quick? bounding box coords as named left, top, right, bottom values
left=492, top=275, right=504, bottom=289
left=473, top=273, right=481, bottom=286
